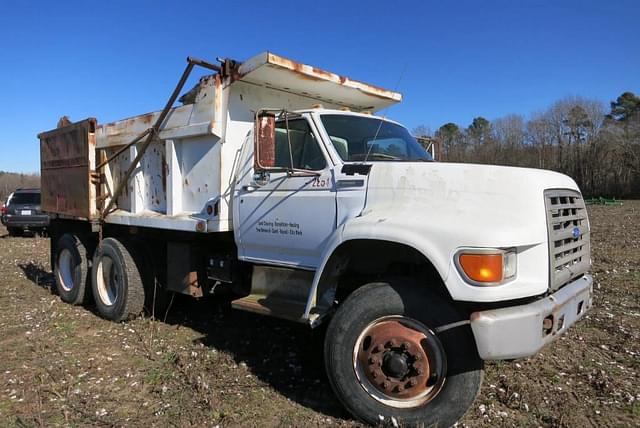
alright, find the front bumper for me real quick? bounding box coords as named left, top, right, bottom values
left=470, top=274, right=593, bottom=360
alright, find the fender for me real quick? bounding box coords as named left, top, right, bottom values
left=304, top=199, right=554, bottom=323
left=303, top=215, right=448, bottom=321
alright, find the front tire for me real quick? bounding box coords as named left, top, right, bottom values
left=324, top=280, right=483, bottom=427
left=54, top=234, right=91, bottom=305
left=91, top=237, right=145, bottom=322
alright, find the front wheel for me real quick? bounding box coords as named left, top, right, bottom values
left=324, top=281, right=483, bottom=427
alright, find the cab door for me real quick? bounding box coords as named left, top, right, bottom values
left=235, top=116, right=336, bottom=268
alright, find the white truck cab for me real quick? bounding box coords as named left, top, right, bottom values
left=39, top=52, right=593, bottom=426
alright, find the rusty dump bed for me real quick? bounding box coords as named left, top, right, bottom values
left=38, top=52, right=402, bottom=231
left=95, top=52, right=402, bottom=151
left=38, top=119, right=98, bottom=220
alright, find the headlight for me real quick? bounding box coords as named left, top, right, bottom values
left=455, top=248, right=517, bottom=286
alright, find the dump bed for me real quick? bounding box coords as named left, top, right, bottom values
left=39, top=52, right=401, bottom=232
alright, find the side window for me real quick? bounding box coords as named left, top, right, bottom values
left=274, top=119, right=326, bottom=171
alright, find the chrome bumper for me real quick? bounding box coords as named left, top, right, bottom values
left=470, top=274, right=593, bottom=360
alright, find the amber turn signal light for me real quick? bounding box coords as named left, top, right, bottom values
left=458, top=253, right=504, bottom=283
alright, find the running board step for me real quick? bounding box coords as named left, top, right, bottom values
left=230, top=265, right=314, bottom=323
left=231, top=294, right=307, bottom=322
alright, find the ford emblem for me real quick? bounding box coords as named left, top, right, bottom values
left=572, top=227, right=581, bottom=238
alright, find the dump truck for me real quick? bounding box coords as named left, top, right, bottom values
left=38, top=52, right=593, bottom=426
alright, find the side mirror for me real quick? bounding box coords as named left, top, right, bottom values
left=255, top=111, right=276, bottom=170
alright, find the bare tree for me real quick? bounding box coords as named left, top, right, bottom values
left=431, top=92, right=638, bottom=198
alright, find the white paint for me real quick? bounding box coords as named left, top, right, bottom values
left=165, top=139, right=182, bottom=216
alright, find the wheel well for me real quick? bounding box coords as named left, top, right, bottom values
left=316, top=239, right=452, bottom=309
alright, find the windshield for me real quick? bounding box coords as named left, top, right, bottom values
left=320, top=114, right=432, bottom=162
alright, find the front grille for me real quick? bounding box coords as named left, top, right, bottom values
left=544, top=189, right=591, bottom=291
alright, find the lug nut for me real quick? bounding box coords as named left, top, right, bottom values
left=373, top=345, right=382, bottom=353
left=385, top=339, right=397, bottom=348
left=370, top=370, right=378, bottom=378
left=395, top=385, right=404, bottom=392
left=408, top=379, right=417, bottom=387
left=368, top=356, right=378, bottom=365
left=401, top=342, right=410, bottom=350
left=381, top=381, right=389, bottom=390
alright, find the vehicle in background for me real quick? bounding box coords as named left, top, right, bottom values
left=1, top=188, right=49, bottom=236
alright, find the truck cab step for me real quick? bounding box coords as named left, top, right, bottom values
left=231, top=294, right=307, bottom=322
left=229, top=265, right=313, bottom=322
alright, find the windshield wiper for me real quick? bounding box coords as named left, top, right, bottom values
left=350, top=153, right=401, bottom=161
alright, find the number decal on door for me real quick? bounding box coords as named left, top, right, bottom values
left=312, top=177, right=329, bottom=188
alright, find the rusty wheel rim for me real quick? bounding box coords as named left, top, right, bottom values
left=352, top=316, right=447, bottom=408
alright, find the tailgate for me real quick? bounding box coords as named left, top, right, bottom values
left=38, top=118, right=98, bottom=220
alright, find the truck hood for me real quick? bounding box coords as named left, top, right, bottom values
left=337, top=161, right=581, bottom=301
left=361, top=162, right=579, bottom=247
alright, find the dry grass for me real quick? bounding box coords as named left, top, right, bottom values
left=0, top=202, right=638, bottom=427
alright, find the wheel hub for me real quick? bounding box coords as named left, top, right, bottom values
left=382, top=351, right=409, bottom=379
left=354, top=317, right=446, bottom=405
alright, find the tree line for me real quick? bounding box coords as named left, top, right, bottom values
left=416, top=92, right=640, bottom=198
left=0, top=171, right=40, bottom=202
left=2, top=93, right=639, bottom=202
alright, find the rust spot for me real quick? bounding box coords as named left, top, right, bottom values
left=312, top=66, right=334, bottom=80
left=255, top=112, right=276, bottom=168
left=140, top=112, right=154, bottom=124
left=298, top=74, right=323, bottom=83
left=161, top=154, right=167, bottom=193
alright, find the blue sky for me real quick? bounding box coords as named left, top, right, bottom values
left=0, top=0, right=638, bottom=172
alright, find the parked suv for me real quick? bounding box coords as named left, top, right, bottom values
left=1, top=188, right=49, bottom=236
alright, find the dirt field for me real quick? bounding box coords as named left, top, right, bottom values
left=0, top=202, right=638, bottom=427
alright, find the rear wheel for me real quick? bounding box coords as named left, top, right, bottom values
left=54, top=234, right=91, bottom=305
left=91, top=237, right=145, bottom=322
left=126, top=238, right=173, bottom=319
left=324, top=280, right=483, bottom=427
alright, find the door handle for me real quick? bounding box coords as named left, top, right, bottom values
left=242, top=185, right=256, bottom=192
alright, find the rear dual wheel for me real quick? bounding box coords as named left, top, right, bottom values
left=54, top=234, right=91, bottom=305
left=324, top=280, right=483, bottom=427
left=91, top=237, right=145, bottom=322
left=54, top=234, right=169, bottom=322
